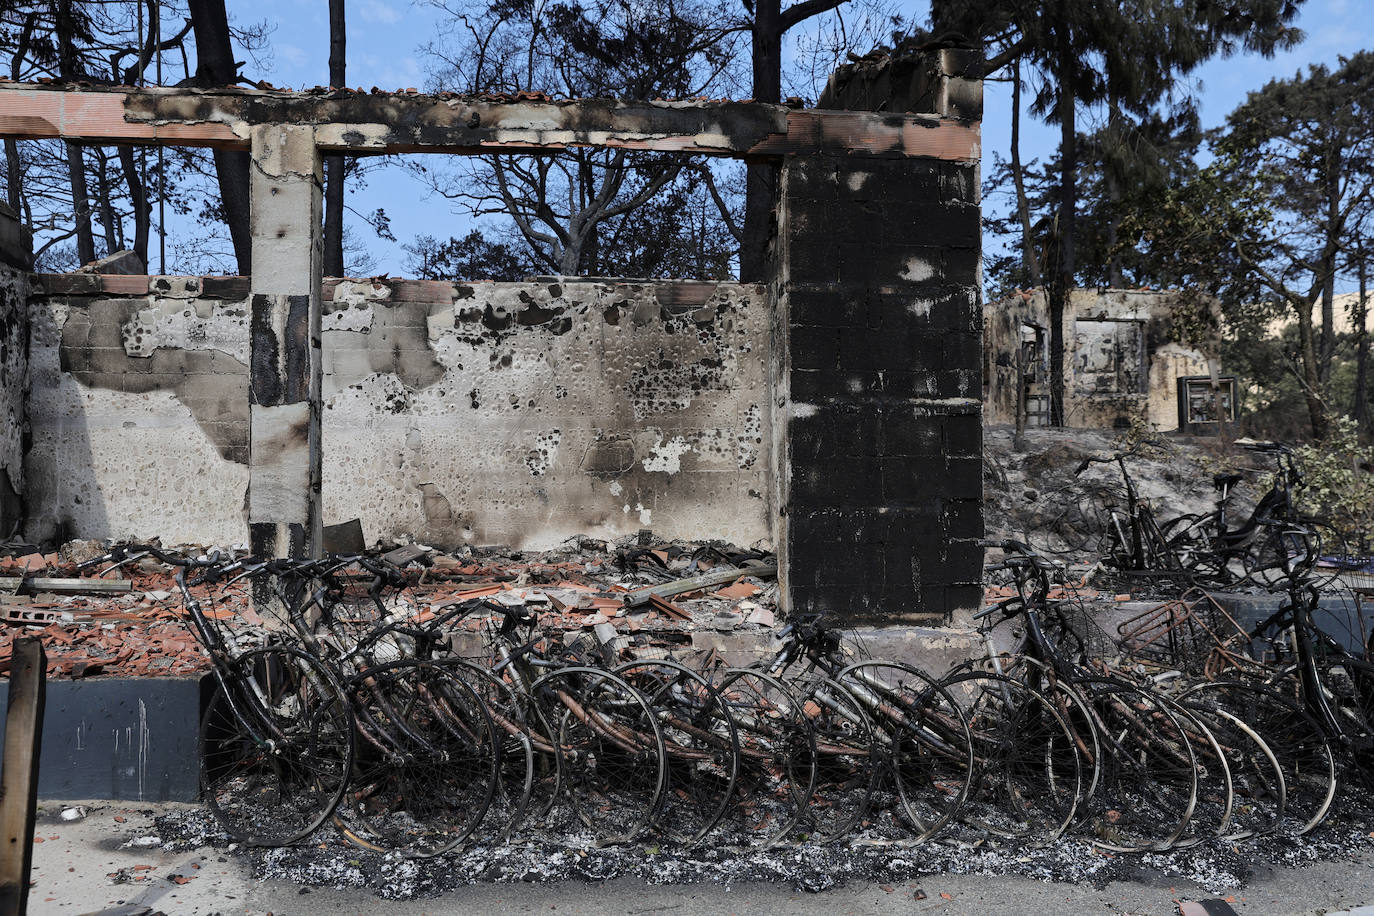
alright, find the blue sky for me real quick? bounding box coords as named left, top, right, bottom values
left=222, top=0, right=1374, bottom=277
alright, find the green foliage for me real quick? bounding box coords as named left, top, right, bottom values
left=1115, top=411, right=1176, bottom=460
left=1160, top=288, right=1222, bottom=353
left=1294, top=416, right=1374, bottom=549
left=1117, top=53, right=1374, bottom=439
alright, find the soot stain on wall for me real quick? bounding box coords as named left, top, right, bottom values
left=36, top=278, right=770, bottom=550
left=58, top=299, right=250, bottom=463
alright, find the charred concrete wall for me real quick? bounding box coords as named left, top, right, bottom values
left=774, top=156, right=984, bottom=624
left=984, top=288, right=1218, bottom=431
left=24, top=276, right=768, bottom=549
left=770, top=43, right=984, bottom=625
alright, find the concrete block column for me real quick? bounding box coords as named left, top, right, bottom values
left=772, top=154, right=984, bottom=625
left=247, top=125, right=323, bottom=559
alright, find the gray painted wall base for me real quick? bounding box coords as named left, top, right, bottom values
left=0, top=676, right=204, bottom=802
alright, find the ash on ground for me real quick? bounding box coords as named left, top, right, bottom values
left=148, top=790, right=1374, bottom=901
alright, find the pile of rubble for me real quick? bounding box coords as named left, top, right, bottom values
left=982, top=425, right=1248, bottom=568
left=0, top=534, right=778, bottom=679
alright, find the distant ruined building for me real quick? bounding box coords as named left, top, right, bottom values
left=984, top=288, right=1236, bottom=435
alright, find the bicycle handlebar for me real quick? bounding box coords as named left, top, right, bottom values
left=972, top=602, right=1008, bottom=621
left=981, top=539, right=1057, bottom=572
left=1071, top=442, right=1167, bottom=478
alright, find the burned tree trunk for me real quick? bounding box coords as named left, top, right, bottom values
left=1010, top=61, right=1041, bottom=289
left=117, top=0, right=190, bottom=272
left=1294, top=295, right=1329, bottom=441
left=118, top=146, right=150, bottom=267
left=1319, top=153, right=1340, bottom=384
left=1048, top=43, right=1076, bottom=427
left=65, top=143, right=96, bottom=265
left=188, top=0, right=251, bottom=274
left=56, top=0, right=95, bottom=265
left=1357, top=256, right=1370, bottom=438
left=5, top=13, right=34, bottom=215
left=740, top=0, right=781, bottom=282
left=95, top=149, right=120, bottom=254
left=3, top=142, right=19, bottom=213
left=322, top=0, right=346, bottom=277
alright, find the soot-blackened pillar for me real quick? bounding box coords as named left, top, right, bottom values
left=773, top=115, right=984, bottom=624
left=247, top=124, right=323, bottom=559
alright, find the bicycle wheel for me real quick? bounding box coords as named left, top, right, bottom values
left=836, top=661, right=973, bottom=843
left=1176, top=686, right=1285, bottom=840
left=1052, top=490, right=1117, bottom=557
left=1163, top=515, right=1238, bottom=587
left=200, top=646, right=355, bottom=847
left=992, top=655, right=1105, bottom=805
left=532, top=667, right=666, bottom=845
left=789, top=673, right=878, bottom=843
left=1190, top=678, right=1336, bottom=835
left=341, top=659, right=499, bottom=857
left=1304, top=520, right=1354, bottom=592
left=715, top=668, right=817, bottom=849
left=940, top=670, right=1083, bottom=845
left=1308, top=653, right=1374, bottom=784
left=483, top=662, right=563, bottom=834
left=615, top=659, right=739, bottom=847
left=1244, top=523, right=1315, bottom=588
left=1160, top=512, right=1207, bottom=547
left=1073, top=676, right=1198, bottom=852
left=1160, top=695, right=1232, bottom=848
left=442, top=658, right=535, bottom=842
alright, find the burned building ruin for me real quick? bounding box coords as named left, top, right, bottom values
left=0, top=47, right=984, bottom=627
left=983, top=288, right=1236, bottom=435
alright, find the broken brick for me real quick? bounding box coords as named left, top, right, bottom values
left=714, top=581, right=761, bottom=599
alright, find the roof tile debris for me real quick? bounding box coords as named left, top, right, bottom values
left=0, top=535, right=777, bottom=679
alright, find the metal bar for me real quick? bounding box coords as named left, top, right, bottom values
left=623, top=563, right=776, bottom=608
left=0, top=578, right=132, bottom=595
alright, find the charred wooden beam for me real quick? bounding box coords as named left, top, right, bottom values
left=0, top=83, right=979, bottom=162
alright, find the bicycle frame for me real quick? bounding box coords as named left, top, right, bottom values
left=761, top=617, right=968, bottom=763
left=1077, top=453, right=1187, bottom=574
left=1261, top=580, right=1374, bottom=758
left=94, top=548, right=310, bottom=758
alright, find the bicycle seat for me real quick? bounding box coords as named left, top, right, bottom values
left=1212, top=472, right=1243, bottom=490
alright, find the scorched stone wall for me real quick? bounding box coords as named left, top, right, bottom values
left=24, top=276, right=769, bottom=549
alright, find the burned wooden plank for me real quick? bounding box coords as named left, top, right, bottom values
left=646, top=593, right=693, bottom=621
left=0, top=83, right=979, bottom=162
left=0, top=637, right=45, bottom=916
left=0, top=87, right=241, bottom=148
